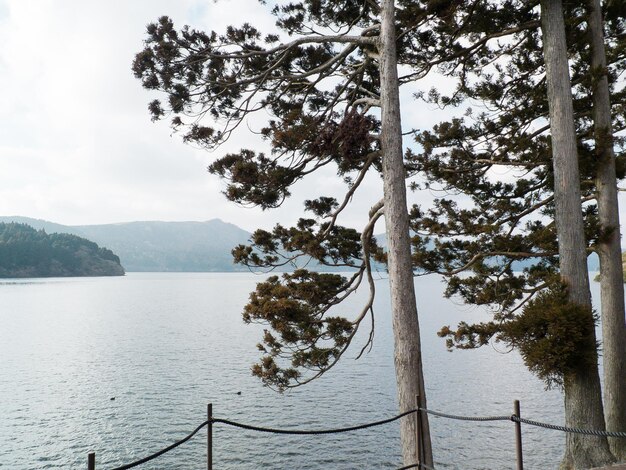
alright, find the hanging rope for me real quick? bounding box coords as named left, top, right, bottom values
left=510, top=415, right=626, bottom=438
left=110, top=420, right=209, bottom=470
left=420, top=408, right=511, bottom=423
left=212, top=409, right=416, bottom=435
left=100, top=404, right=626, bottom=470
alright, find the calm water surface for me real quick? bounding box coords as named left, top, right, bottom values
left=0, top=272, right=571, bottom=469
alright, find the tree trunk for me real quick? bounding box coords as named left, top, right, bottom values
left=586, top=0, right=626, bottom=460
left=378, top=0, right=433, bottom=466
left=540, top=0, right=615, bottom=468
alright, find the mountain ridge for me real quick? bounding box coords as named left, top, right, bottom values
left=0, top=216, right=602, bottom=273
left=0, top=216, right=251, bottom=272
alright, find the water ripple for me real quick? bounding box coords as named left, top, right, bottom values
left=0, top=273, right=566, bottom=469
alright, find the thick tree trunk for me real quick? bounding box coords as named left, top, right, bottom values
left=540, top=0, right=615, bottom=468
left=378, top=0, right=433, bottom=466
left=586, top=0, right=626, bottom=460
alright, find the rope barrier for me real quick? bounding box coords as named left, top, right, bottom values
left=510, top=415, right=626, bottom=438
left=104, top=411, right=417, bottom=469
left=420, top=406, right=626, bottom=437
left=212, top=409, right=417, bottom=435
left=420, top=408, right=511, bottom=423
left=110, top=420, right=208, bottom=470
left=98, top=405, right=626, bottom=470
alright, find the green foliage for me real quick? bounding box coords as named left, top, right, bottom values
left=208, top=150, right=301, bottom=208
left=401, top=2, right=625, bottom=391
left=438, top=321, right=500, bottom=350
left=0, top=223, right=124, bottom=278
left=405, top=6, right=623, bottom=319
left=232, top=214, right=369, bottom=269
left=244, top=270, right=355, bottom=390
left=440, top=288, right=599, bottom=389
left=501, top=290, right=598, bottom=388
left=133, top=0, right=397, bottom=389
left=408, top=2, right=625, bottom=313
left=133, top=0, right=624, bottom=391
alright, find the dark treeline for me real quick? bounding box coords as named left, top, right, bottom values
left=0, top=223, right=124, bottom=278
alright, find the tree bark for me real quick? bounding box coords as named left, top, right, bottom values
left=540, top=0, right=615, bottom=468
left=586, top=0, right=626, bottom=460
left=378, top=0, right=433, bottom=466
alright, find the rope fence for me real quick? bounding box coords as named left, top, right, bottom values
left=420, top=408, right=511, bottom=422
left=109, top=420, right=209, bottom=470
left=211, top=408, right=416, bottom=435
left=86, top=398, right=626, bottom=470
left=510, top=415, right=626, bottom=438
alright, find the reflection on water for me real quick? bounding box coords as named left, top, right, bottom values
left=0, top=273, right=567, bottom=469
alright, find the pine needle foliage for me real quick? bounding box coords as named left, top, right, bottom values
left=439, top=287, right=599, bottom=389
left=402, top=1, right=625, bottom=388
left=501, top=289, right=598, bottom=389
left=244, top=270, right=355, bottom=389
left=132, top=0, right=431, bottom=391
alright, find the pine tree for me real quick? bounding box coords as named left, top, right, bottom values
left=401, top=1, right=625, bottom=467
left=133, top=0, right=433, bottom=465
left=586, top=0, right=626, bottom=459
left=541, top=1, right=613, bottom=466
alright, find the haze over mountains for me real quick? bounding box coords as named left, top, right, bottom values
left=0, top=216, right=251, bottom=272
left=0, top=216, right=601, bottom=273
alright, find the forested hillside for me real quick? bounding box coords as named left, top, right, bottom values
left=0, top=217, right=252, bottom=272
left=0, top=223, right=124, bottom=278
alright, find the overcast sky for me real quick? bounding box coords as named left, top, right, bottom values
left=0, top=0, right=459, bottom=233
left=2, top=1, right=624, bottom=238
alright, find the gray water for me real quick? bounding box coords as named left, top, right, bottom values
left=0, top=272, right=568, bottom=469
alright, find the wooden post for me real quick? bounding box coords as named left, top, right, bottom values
left=514, top=400, right=523, bottom=470
left=208, top=403, right=213, bottom=470
left=88, top=452, right=95, bottom=470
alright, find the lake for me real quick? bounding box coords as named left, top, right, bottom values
left=0, top=272, right=571, bottom=469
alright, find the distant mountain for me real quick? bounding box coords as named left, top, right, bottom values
left=0, top=217, right=251, bottom=272
left=0, top=216, right=82, bottom=236
left=76, top=220, right=251, bottom=272
left=0, top=216, right=605, bottom=274
left=0, top=222, right=124, bottom=278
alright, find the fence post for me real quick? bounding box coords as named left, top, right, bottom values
left=208, top=403, right=213, bottom=470
left=514, top=400, right=523, bottom=470
left=88, top=452, right=95, bottom=470
left=415, top=394, right=424, bottom=467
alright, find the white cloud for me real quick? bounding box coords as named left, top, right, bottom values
left=0, top=0, right=442, bottom=235
left=0, top=0, right=384, bottom=232
left=0, top=0, right=282, bottom=229
left=3, top=0, right=624, bottom=242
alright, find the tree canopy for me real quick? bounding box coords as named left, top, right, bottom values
left=403, top=2, right=625, bottom=465
left=406, top=1, right=625, bottom=359
left=133, top=1, right=426, bottom=389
